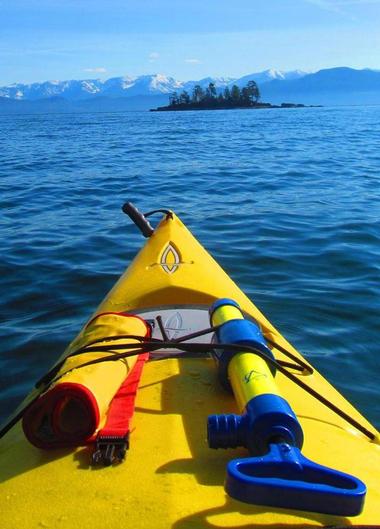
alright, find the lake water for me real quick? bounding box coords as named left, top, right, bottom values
left=1, top=106, right=379, bottom=428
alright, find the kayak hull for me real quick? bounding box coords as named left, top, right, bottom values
left=1, top=212, right=379, bottom=528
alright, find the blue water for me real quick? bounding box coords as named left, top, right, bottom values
left=1, top=107, right=379, bottom=428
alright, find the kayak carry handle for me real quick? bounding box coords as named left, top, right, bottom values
left=226, top=443, right=366, bottom=517
left=122, top=202, right=154, bottom=238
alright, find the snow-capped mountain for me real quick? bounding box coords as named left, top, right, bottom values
left=179, top=71, right=307, bottom=93
left=2, top=68, right=380, bottom=113
left=232, top=69, right=307, bottom=88
left=182, top=77, right=236, bottom=92
left=0, top=74, right=183, bottom=100
left=0, top=79, right=102, bottom=100
left=0, top=71, right=306, bottom=101
left=101, top=74, right=183, bottom=97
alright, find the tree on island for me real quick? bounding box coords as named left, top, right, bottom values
left=224, top=87, right=231, bottom=101
left=192, top=84, right=205, bottom=103
left=230, top=84, right=241, bottom=102
left=169, top=92, right=179, bottom=106
left=206, top=82, right=217, bottom=100
left=179, top=90, right=191, bottom=104
left=167, top=80, right=261, bottom=110
left=154, top=81, right=310, bottom=112
left=246, top=80, right=260, bottom=104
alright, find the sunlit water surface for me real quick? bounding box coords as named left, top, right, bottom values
left=1, top=106, right=379, bottom=428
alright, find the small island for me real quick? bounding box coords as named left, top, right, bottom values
left=150, top=81, right=310, bottom=112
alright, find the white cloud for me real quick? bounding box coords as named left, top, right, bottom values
left=185, top=58, right=201, bottom=64
left=84, top=67, right=107, bottom=73
left=149, top=52, right=160, bottom=61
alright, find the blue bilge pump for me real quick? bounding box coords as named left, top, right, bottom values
left=208, top=298, right=366, bottom=517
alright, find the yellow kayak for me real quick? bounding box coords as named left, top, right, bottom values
left=1, top=204, right=379, bottom=528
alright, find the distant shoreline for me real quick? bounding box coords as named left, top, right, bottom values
left=150, top=102, right=321, bottom=112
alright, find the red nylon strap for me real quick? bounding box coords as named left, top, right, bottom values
left=94, top=352, right=149, bottom=439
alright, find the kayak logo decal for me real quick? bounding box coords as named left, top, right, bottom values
left=161, top=243, right=180, bottom=274
left=244, top=369, right=267, bottom=383
left=164, top=312, right=189, bottom=339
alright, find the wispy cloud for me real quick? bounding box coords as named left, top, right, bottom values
left=185, top=58, right=201, bottom=64
left=84, top=67, right=107, bottom=73
left=149, top=52, right=160, bottom=62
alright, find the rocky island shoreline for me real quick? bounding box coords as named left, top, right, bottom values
left=151, top=101, right=315, bottom=111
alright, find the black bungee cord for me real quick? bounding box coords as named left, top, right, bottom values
left=0, top=324, right=376, bottom=442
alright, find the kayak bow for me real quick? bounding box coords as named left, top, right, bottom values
left=1, top=203, right=379, bottom=528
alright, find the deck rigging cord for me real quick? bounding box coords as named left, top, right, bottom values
left=0, top=321, right=376, bottom=442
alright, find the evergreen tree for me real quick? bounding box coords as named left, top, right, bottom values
left=166, top=79, right=261, bottom=109
left=241, top=87, right=250, bottom=104
left=179, top=90, right=191, bottom=104
left=230, top=85, right=241, bottom=102
left=246, top=80, right=260, bottom=104
left=192, top=85, right=204, bottom=103
left=223, top=87, right=231, bottom=101
left=208, top=82, right=217, bottom=98
left=169, top=92, right=179, bottom=106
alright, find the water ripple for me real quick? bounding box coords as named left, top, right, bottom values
left=1, top=106, right=380, bottom=427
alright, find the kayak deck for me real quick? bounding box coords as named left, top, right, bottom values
left=1, top=210, right=379, bottom=528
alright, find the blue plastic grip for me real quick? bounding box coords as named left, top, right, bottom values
left=208, top=394, right=304, bottom=454
left=225, top=443, right=366, bottom=516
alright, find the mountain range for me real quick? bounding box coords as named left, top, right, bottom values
left=0, top=67, right=379, bottom=113
left=0, top=69, right=305, bottom=101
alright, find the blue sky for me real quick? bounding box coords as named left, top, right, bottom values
left=1, top=0, right=380, bottom=85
